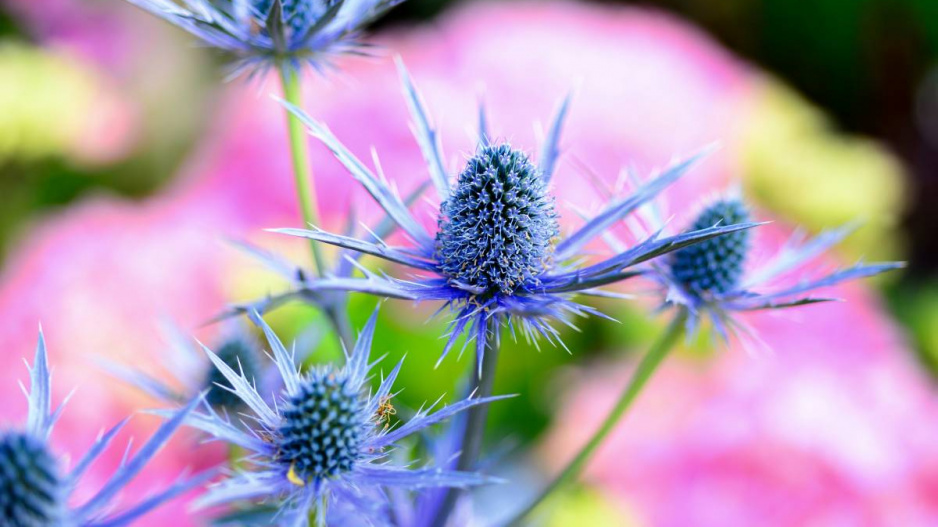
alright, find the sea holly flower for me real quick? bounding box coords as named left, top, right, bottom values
left=186, top=308, right=507, bottom=525
left=105, top=321, right=279, bottom=413
left=617, top=192, right=904, bottom=340
left=124, top=0, right=408, bottom=78
left=226, top=63, right=760, bottom=372
left=1, top=329, right=206, bottom=526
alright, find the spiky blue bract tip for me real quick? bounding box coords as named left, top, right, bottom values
left=671, top=198, right=751, bottom=294
left=0, top=432, right=63, bottom=526
left=255, top=0, right=330, bottom=37
left=204, top=337, right=261, bottom=410
left=436, top=143, right=559, bottom=296
left=277, top=370, right=366, bottom=484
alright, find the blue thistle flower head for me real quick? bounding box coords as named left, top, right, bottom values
left=276, top=367, right=366, bottom=483
left=0, top=432, right=63, bottom=526
left=600, top=186, right=904, bottom=342
left=6, top=329, right=207, bottom=527
left=224, top=61, right=760, bottom=373
left=437, top=144, right=559, bottom=296
left=670, top=198, right=751, bottom=295
left=186, top=309, right=506, bottom=525
left=126, top=0, right=408, bottom=78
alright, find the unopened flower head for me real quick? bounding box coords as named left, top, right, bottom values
left=187, top=309, right=505, bottom=524
left=226, top=61, right=758, bottom=372
left=125, top=0, right=408, bottom=78
left=2, top=329, right=205, bottom=527
left=670, top=199, right=750, bottom=295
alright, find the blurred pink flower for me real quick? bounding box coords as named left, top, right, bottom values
left=544, top=276, right=938, bottom=526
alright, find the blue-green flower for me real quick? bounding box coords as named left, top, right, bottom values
left=185, top=309, right=506, bottom=525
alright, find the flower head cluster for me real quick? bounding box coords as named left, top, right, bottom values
left=225, top=62, right=757, bottom=372
left=125, top=0, right=408, bottom=77
left=2, top=330, right=205, bottom=526
left=187, top=309, right=506, bottom=525
left=615, top=190, right=903, bottom=340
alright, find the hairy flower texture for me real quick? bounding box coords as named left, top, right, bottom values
left=186, top=309, right=506, bottom=525
left=437, top=145, right=560, bottom=296
left=607, top=187, right=903, bottom=340
left=106, top=322, right=273, bottom=414
left=222, top=63, right=759, bottom=373
left=125, top=0, right=408, bottom=77
left=2, top=330, right=206, bottom=527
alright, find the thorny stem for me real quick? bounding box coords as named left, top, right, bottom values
left=503, top=309, right=688, bottom=526
left=430, top=327, right=501, bottom=527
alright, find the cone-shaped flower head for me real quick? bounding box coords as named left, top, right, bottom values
left=0, top=432, right=62, bottom=525
left=670, top=199, right=750, bottom=295
left=187, top=308, right=507, bottom=525
left=437, top=144, right=559, bottom=296
left=3, top=329, right=206, bottom=527
left=221, top=62, right=760, bottom=373
left=125, top=0, right=408, bottom=78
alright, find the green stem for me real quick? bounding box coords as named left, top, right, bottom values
left=430, top=328, right=501, bottom=527
left=278, top=67, right=355, bottom=352
left=504, top=309, right=688, bottom=526
left=278, top=66, right=327, bottom=278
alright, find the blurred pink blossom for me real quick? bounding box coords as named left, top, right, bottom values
left=542, top=216, right=938, bottom=526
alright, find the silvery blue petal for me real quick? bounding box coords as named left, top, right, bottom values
left=278, top=99, right=434, bottom=250
left=397, top=58, right=450, bottom=201
left=554, top=148, right=712, bottom=261
left=248, top=310, right=302, bottom=396
left=26, top=328, right=55, bottom=439
left=77, top=396, right=202, bottom=518
left=538, top=94, right=570, bottom=183
left=200, top=342, right=279, bottom=426
left=270, top=227, right=438, bottom=271
left=370, top=394, right=514, bottom=450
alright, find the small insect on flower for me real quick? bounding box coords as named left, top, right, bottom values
left=185, top=307, right=509, bottom=525
left=609, top=190, right=904, bottom=343
left=376, top=395, right=397, bottom=430
left=222, top=60, right=761, bottom=374
left=1, top=328, right=207, bottom=527
left=125, top=0, right=410, bottom=78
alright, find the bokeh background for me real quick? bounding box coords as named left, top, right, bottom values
left=1, top=0, right=937, bottom=525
